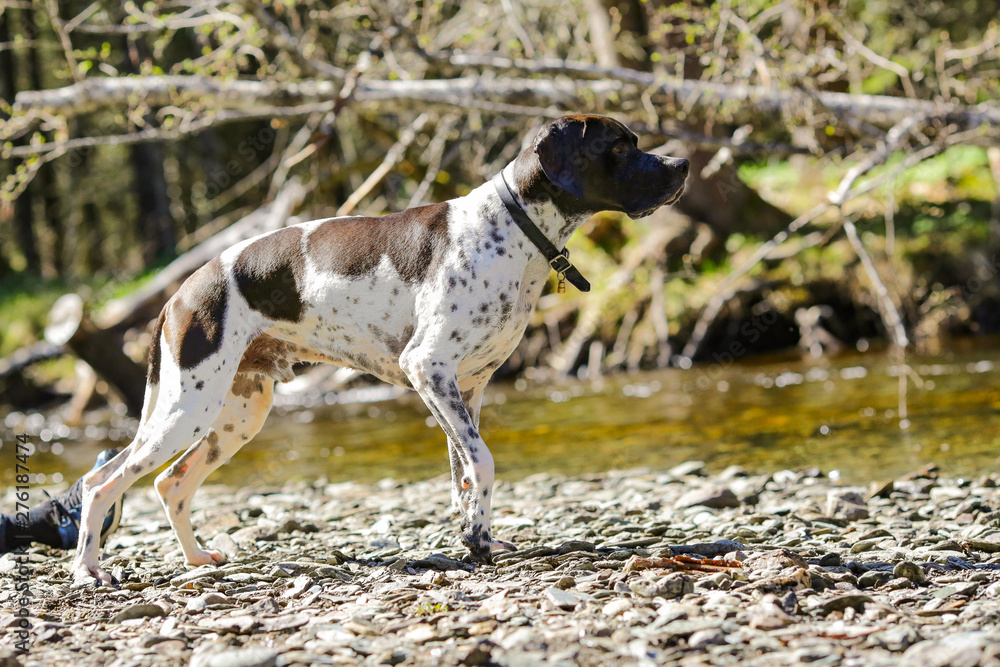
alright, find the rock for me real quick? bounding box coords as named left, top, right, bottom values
left=868, top=626, right=922, bottom=651
left=748, top=596, right=795, bottom=630
left=281, top=575, right=314, bottom=600
left=688, top=628, right=725, bottom=649
left=192, top=647, right=279, bottom=667
left=601, top=599, right=632, bottom=618
left=408, top=553, right=474, bottom=571
left=230, top=526, right=278, bottom=545
left=544, top=587, right=579, bottom=610
left=851, top=538, right=880, bottom=553
left=261, top=613, right=310, bottom=633
left=818, top=552, right=842, bottom=567
left=868, top=480, right=895, bottom=499
left=667, top=461, right=706, bottom=477
left=403, top=624, right=438, bottom=643
left=203, top=614, right=258, bottom=634
left=750, top=567, right=812, bottom=593
left=818, top=594, right=874, bottom=614
left=111, top=603, right=167, bottom=623
left=901, top=632, right=1000, bottom=667
left=657, top=619, right=730, bottom=640
left=631, top=573, right=694, bottom=598
left=170, top=565, right=225, bottom=586
left=893, top=561, right=926, bottom=583
left=932, top=581, right=979, bottom=598
left=825, top=491, right=870, bottom=521
left=556, top=540, right=596, bottom=554
left=208, top=532, right=240, bottom=560
left=743, top=549, right=808, bottom=574
left=858, top=571, right=892, bottom=589
left=676, top=487, right=740, bottom=509
left=459, top=640, right=496, bottom=666
left=959, top=538, right=1000, bottom=553
left=187, top=592, right=230, bottom=612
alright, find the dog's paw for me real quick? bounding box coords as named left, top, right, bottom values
left=491, top=538, right=517, bottom=553
left=461, top=532, right=495, bottom=565
left=185, top=549, right=227, bottom=566
left=70, top=562, right=116, bottom=589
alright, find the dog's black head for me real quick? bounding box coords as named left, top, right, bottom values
left=522, top=114, right=688, bottom=219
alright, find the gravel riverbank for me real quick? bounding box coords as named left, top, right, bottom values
left=3, top=462, right=1000, bottom=666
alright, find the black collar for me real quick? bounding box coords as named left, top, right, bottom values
left=491, top=171, right=591, bottom=293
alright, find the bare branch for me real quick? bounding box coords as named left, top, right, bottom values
left=13, top=65, right=1000, bottom=137
left=336, top=113, right=430, bottom=216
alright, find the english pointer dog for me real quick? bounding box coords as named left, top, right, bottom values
left=71, top=114, right=688, bottom=585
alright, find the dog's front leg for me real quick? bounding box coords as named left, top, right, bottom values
left=403, top=362, right=511, bottom=563
left=448, top=376, right=487, bottom=518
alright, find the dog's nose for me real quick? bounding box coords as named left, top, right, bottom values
left=670, top=158, right=690, bottom=175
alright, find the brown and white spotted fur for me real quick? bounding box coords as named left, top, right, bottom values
left=71, top=114, right=688, bottom=585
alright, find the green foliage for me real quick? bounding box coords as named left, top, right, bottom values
left=0, top=275, right=68, bottom=356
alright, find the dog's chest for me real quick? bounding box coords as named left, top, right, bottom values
left=442, top=199, right=551, bottom=377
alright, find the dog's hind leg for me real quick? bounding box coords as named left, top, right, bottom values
left=71, top=367, right=237, bottom=586
left=154, top=373, right=274, bottom=566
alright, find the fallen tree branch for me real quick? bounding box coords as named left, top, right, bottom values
left=0, top=342, right=64, bottom=380
left=623, top=554, right=744, bottom=574
left=11, top=66, right=1000, bottom=137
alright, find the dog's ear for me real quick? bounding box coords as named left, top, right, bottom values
left=533, top=116, right=587, bottom=199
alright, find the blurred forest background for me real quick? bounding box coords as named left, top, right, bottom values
left=2, top=0, right=1000, bottom=418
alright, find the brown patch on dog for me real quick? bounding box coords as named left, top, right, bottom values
left=233, top=227, right=306, bottom=322
left=230, top=372, right=264, bottom=398
left=238, top=334, right=296, bottom=382
left=164, top=257, right=229, bottom=370
left=238, top=334, right=335, bottom=383
left=148, top=308, right=166, bottom=386
left=205, top=430, right=221, bottom=465
left=308, top=202, right=450, bottom=283
left=223, top=423, right=235, bottom=432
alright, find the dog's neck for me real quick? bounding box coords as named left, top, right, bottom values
left=499, top=150, right=594, bottom=250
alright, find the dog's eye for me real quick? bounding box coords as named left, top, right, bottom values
left=612, top=142, right=629, bottom=154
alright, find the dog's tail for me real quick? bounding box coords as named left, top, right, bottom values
left=139, top=308, right=167, bottom=429
left=147, top=308, right=166, bottom=387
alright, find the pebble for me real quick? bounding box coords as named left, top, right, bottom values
left=901, top=631, right=1000, bottom=667
left=631, top=573, right=694, bottom=598
left=192, top=647, right=279, bottom=667
left=111, top=603, right=167, bottom=623
left=4, top=463, right=999, bottom=666
left=893, top=561, right=927, bottom=583
left=544, top=587, right=579, bottom=609
left=675, top=486, right=740, bottom=509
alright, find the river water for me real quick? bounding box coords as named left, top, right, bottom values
left=8, top=340, right=1000, bottom=489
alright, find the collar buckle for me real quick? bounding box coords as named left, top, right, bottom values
left=548, top=251, right=572, bottom=275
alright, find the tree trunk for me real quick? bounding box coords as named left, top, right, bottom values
left=130, top=139, right=176, bottom=265
left=107, top=0, right=177, bottom=266
left=3, top=9, right=41, bottom=276
left=25, top=5, right=63, bottom=277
